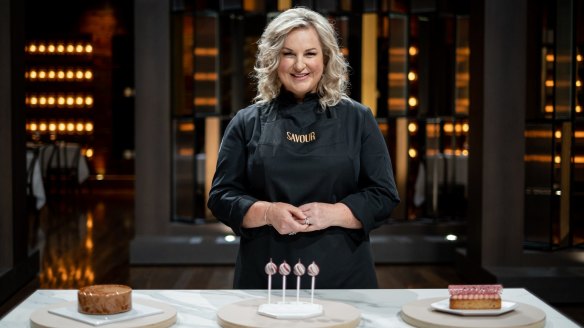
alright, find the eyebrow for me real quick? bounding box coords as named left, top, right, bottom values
left=282, top=47, right=318, bottom=52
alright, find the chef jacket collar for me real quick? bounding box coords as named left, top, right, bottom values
left=276, top=89, right=319, bottom=107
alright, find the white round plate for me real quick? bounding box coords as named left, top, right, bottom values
left=430, top=299, right=518, bottom=316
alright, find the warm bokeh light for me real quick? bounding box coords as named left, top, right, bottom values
left=443, top=123, right=454, bottom=133
left=85, top=122, right=94, bottom=132
left=546, top=54, right=554, bottom=62
left=85, top=70, right=93, bottom=79
left=85, top=148, right=94, bottom=158
left=408, top=97, right=418, bottom=107
left=85, top=96, right=93, bottom=106
left=462, top=123, right=469, bottom=132
left=408, top=122, right=417, bottom=133
left=76, top=123, right=84, bottom=132
left=555, top=130, right=562, bottom=139
left=545, top=80, right=554, bottom=87
left=554, top=155, right=561, bottom=164
left=67, top=122, right=75, bottom=132
left=408, top=148, right=417, bottom=158
left=85, top=44, right=93, bottom=53
left=408, top=71, right=417, bottom=81
left=409, top=46, right=418, bottom=56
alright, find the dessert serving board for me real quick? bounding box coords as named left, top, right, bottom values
left=30, top=299, right=176, bottom=328
left=401, top=297, right=546, bottom=328
left=217, top=297, right=361, bottom=328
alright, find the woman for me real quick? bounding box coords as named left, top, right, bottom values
left=208, top=7, right=399, bottom=289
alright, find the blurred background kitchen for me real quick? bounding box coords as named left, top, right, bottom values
left=1, top=0, right=583, bottom=325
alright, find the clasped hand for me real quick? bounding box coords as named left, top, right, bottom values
left=267, top=202, right=356, bottom=235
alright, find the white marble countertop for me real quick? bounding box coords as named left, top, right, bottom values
left=0, top=288, right=579, bottom=327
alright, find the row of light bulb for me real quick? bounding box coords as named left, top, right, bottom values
left=26, top=95, right=94, bottom=108
left=26, top=69, right=93, bottom=81
left=407, top=122, right=470, bottom=134
left=545, top=53, right=583, bottom=62
left=26, top=43, right=93, bottom=54
left=410, top=148, right=469, bottom=159
left=27, top=121, right=94, bottom=134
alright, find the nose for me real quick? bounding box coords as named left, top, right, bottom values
left=294, top=58, right=306, bottom=71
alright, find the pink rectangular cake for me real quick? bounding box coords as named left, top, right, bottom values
left=448, top=284, right=502, bottom=310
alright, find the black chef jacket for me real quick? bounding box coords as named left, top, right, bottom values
left=208, top=92, right=400, bottom=289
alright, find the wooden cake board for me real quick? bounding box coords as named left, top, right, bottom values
left=217, top=298, right=361, bottom=328
left=30, top=299, right=176, bottom=328
left=401, top=297, right=546, bottom=328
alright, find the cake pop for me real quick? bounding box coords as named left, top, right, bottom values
left=307, top=261, right=319, bottom=304
left=293, top=260, right=306, bottom=303
left=279, top=261, right=291, bottom=303
left=265, top=259, right=277, bottom=304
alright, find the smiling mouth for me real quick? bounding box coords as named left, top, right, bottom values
left=291, top=73, right=309, bottom=78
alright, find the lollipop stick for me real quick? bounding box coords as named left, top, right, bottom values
left=268, top=275, right=272, bottom=304
left=296, top=276, right=300, bottom=302
left=282, top=276, right=286, bottom=303
left=311, top=276, right=315, bottom=303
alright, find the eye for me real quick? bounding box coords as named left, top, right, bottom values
left=282, top=51, right=295, bottom=57
left=305, top=52, right=317, bottom=57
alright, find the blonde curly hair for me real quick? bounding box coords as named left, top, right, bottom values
left=253, top=7, right=349, bottom=108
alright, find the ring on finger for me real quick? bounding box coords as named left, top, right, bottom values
left=289, top=232, right=297, bottom=235
left=304, top=217, right=311, bottom=225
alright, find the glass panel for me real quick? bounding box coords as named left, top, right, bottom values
left=573, top=122, right=584, bottom=246
left=172, top=118, right=195, bottom=222
left=554, top=0, right=574, bottom=119
left=387, top=14, right=408, bottom=116
left=172, top=13, right=194, bottom=117
left=193, top=13, right=219, bottom=115
left=424, top=118, right=468, bottom=218
left=573, top=0, right=584, bottom=246
left=524, top=123, right=555, bottom=248
left=454, top=16, right=469, bottom=116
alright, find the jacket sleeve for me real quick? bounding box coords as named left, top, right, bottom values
left=340, top=107, right=400, bottom=236
left=207, top=111, right=258, bottom=236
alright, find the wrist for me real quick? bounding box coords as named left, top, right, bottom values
left=264, top=202, right=274, bottom=226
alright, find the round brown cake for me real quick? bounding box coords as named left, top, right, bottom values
left=78, top=284, right=132, bottom=315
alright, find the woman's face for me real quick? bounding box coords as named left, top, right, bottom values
left=278, top=26, right=324, bottom=101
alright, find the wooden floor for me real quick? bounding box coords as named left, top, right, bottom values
left=4, top=188, right=582, bottom=325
